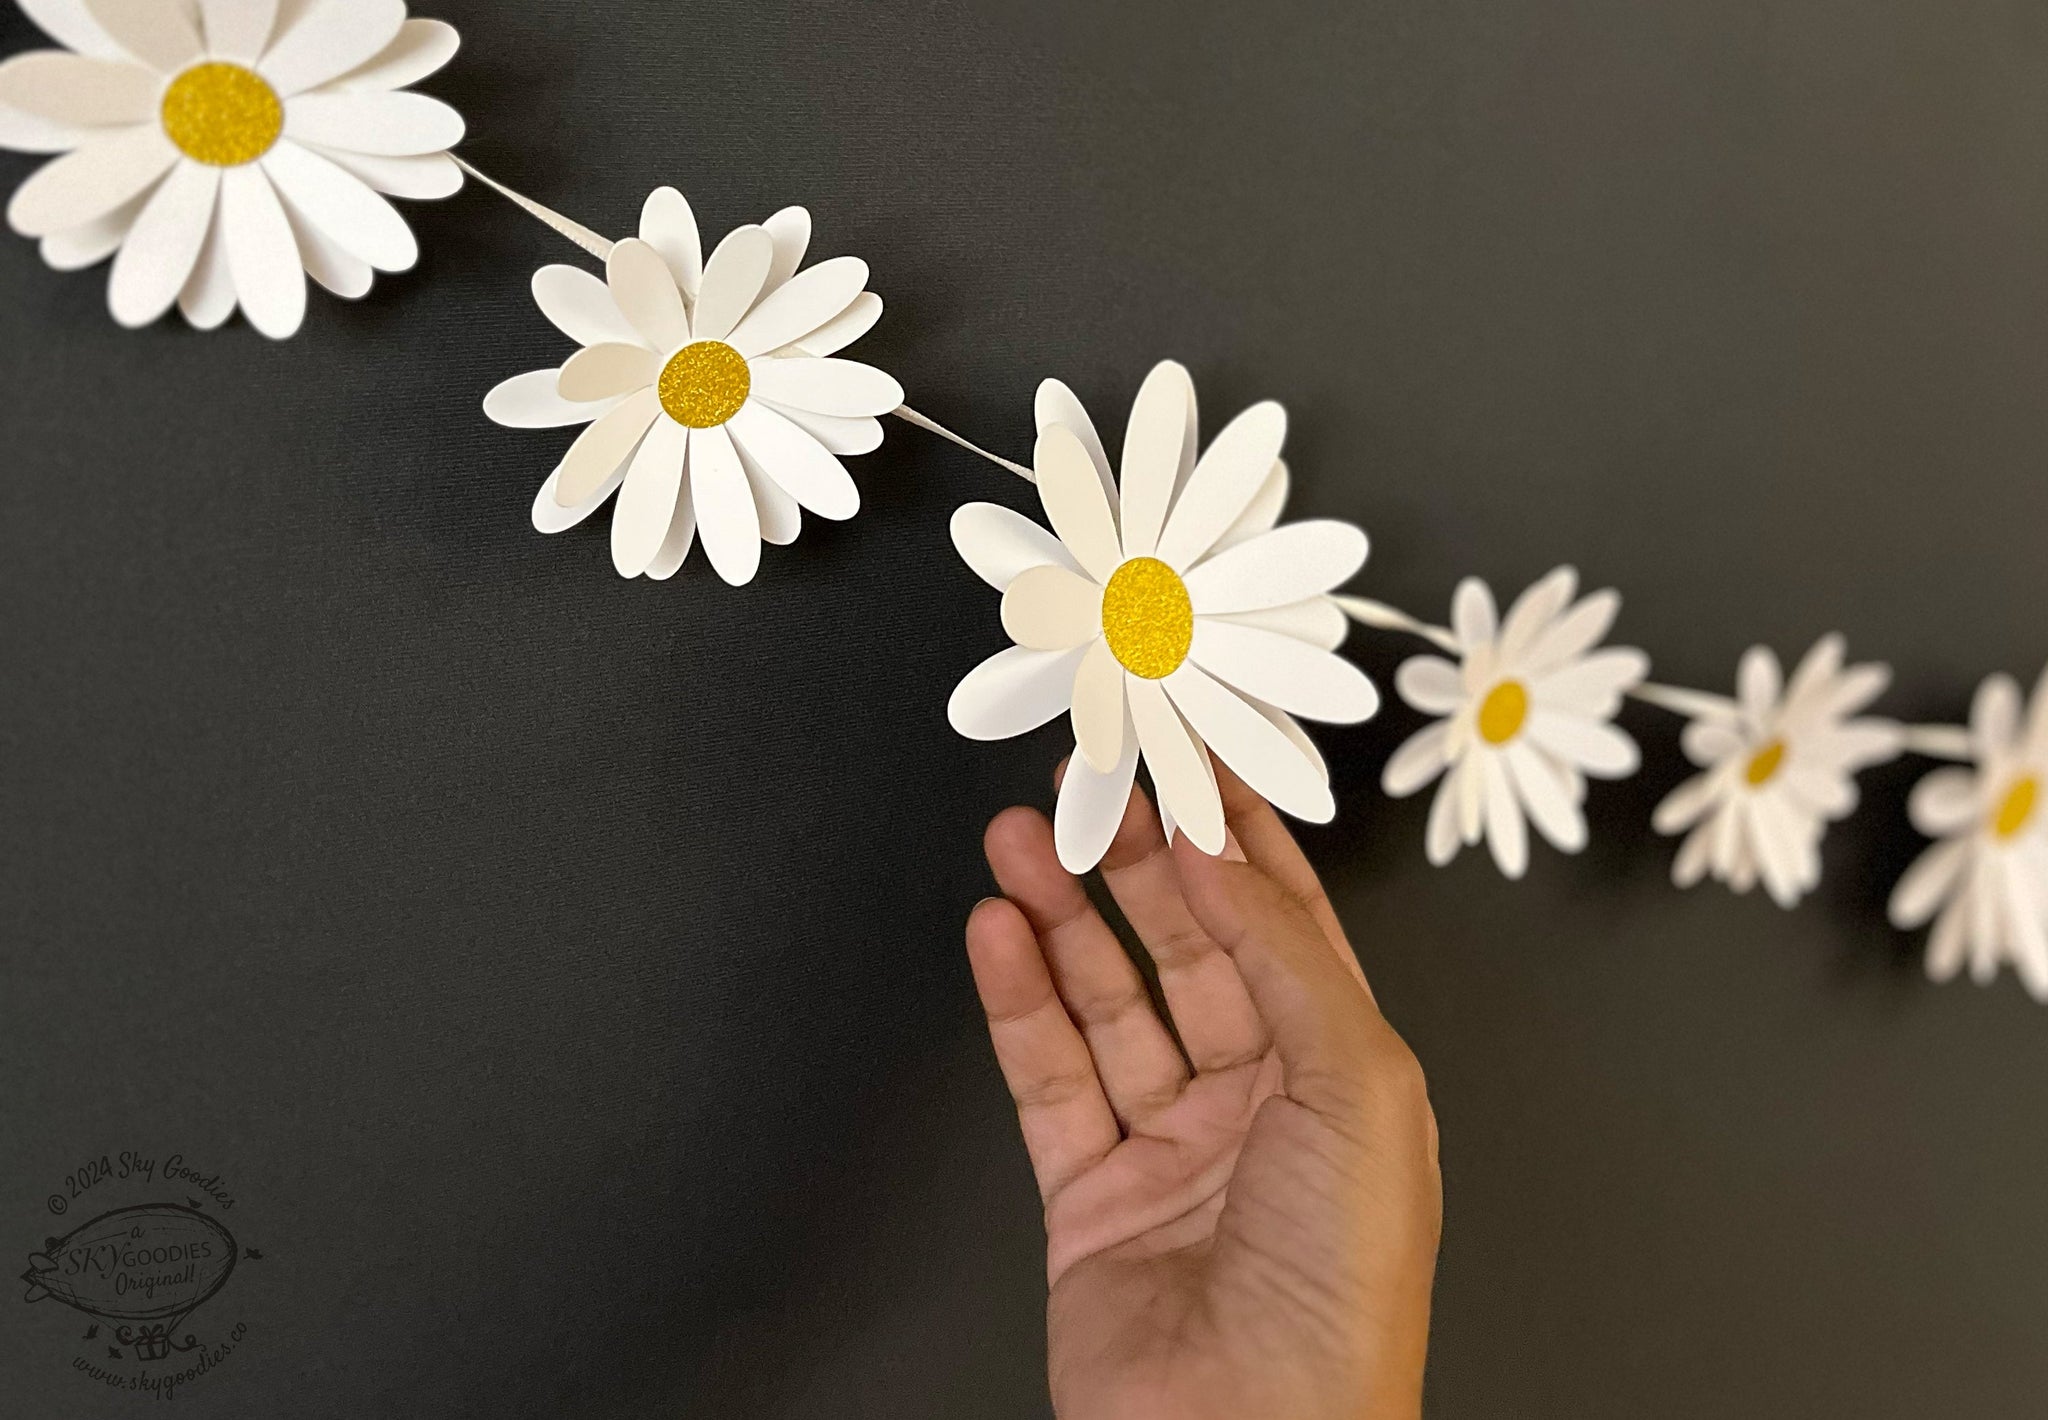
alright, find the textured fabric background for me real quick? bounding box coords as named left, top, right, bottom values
left=3, top=1, right=2046, bottom=1415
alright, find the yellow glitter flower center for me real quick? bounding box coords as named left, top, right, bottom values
left=1745, top=740, right=1787, bottom=788
left=657, top=341, right=751, bottom=428
left=1100, top=557, right=1193, bottom=680
left=1477, top=680, right=1529, bottom=745
left=160, top=62, right=283, bottom=167
left=1993, top=775, right=2040, bottom=841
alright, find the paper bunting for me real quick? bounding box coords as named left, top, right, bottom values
left=0, top=0, right=465, bottom=337
left=1380, top=568, right=1648, bottom=879
left=946, top=360, right=1377, bottom=873
left=484, top=187, right=900, bottom=586
left=1652, top=637, right=1904, bottom=909
left=1891, top=670, right=2048, bottom=1000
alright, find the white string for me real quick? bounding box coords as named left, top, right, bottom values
left=463, top=159, right=1037, bottom=484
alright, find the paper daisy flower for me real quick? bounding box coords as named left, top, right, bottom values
left=0, top=0, right=466, bottom=337
left=947, top=360, right=1378, bottom=873
left=1889, top=669, right=2048, bottom=1001
left=483, top=187, right=900, bottom=586
left=1381, top=567, right=1647, bottom=878
left=1650, top=636, right=1903, bottom=908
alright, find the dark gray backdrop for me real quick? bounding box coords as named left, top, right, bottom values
left=4, top=1, right=2046, bottom=1415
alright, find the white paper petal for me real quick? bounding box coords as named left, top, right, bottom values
left=484, top=370, right=615, bottom=430
left=554, top=387, right=659, bottom=504
left=1031, top=423, right=1122, bottom=582
left=727, top=256, right=868, bottom=359
left=198, top=0, right=276, bottom=63
left=1425, top=764, right=1464, bottom=866
left=1524, top=708, right=1639, bottom=778
left=1034, top=377, right=1116, bottom=517
left=1924, top=898, right=1968, bottom=983
left=1736, top=645, right=1782, bottom=726
left=605, top=237, right=688, bottom=353
left=0, top=51, right=155, bottom=126
left=1115, top=360, right=1190, bottom=560
left=1128, top=677, right=1224, bottom=854
left=262, top=139, right=414, bottom=272
left=1532, top=647, right=1650, bottom=719
left=38, top=189, right=142, bottom=267
left=532, top=458, right=626, bottom=535
left=788, top=290, right=880, bottom=357
left=1681, top=715, right=1744, bottom=768
left=328, top=18, right=459, bottom=93
left=1156, top=399, right=1286, bottom=570
left=1181, top=520, right=1368, bottom=616
left=760, top=204, right=810, bottom=295
left=724, top=400, right=859, bottom=520
left=532, top=263, right=641, bottom=349
left=610, top=418, right=688, bottom=578
left=733, top=435, right=800, bottom=546
left=690, top=224, right=775, bottom=343
left=1651, top=770, right=1721, bottom=835
left=219, top=163, right=303, bottom=338
left=1164, top=663, right=1333, bottom=823
left=1395, top=655, right=1465, bottom=715
left=948, top=645, right=1086, bottom=741
left=1210, top=459, right=1288, bottom=556
left=1907, top=766, right=1981, bottom=838
left=83, top=0, right=200, bottom=70
left=19, top=0, right=125, bottom=58
left=176, top=205, right=233, bottom=326
left=556, top=342, right=657, bottom=404
left=1382, top=721, right=1452, bottom=798
left=1497, top=567, right=1576, bottom=665
left=1054, top=727, right=1140, bottom=875
left=759, top=402, right=881, bottom=456
left=949, top=501, right=1080, bottom=591
left=638, top=186, right=701, bottom=303
left=257, top=0, right=404, bottom=96
left=106, top=157, right=216, bottom=326
left=283, top=166, right=371, bottom=297
left=1214, top=596, right=1348, bottom=652
left=1188, top=619, right=1379, bottom=724
left=0, top=100, right=95, bottom=153
left=1482, top=753, right=1528, bottom=879
left=1972, top=674, right=2022, bottom=764
left=1451, top=578, right=1497, bottom=651
left=1672, top=819, right=1715, bottom=888
left=7, top=125, right=174, bottom=238
left=282, top=91, right=463, bottom=157
left=745, top=356, right=902, bottom=418
left=1001, top=565, right=1102, bottom=653
left=1521, top=590, right=1621, bottom=676
left=687, top=423, right=760, bottom=586
left=310, top=146, right=459, bottom=200
left=642, top=476, right=698, bottom=579
left=1070, top=639, right=1126, bottom=774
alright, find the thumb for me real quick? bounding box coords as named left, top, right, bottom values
left=1173, top=834, right=1390, bottom=1121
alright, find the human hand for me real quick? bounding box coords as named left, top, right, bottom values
left=965, top=762, right=1441, bottom=1420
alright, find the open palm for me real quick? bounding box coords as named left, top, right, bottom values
left=967, top=764, right=1441, bottom=1420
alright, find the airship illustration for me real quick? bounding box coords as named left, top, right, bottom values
left=22, top=1204, right=237, bottom=1360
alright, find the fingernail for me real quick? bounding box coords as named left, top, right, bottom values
left=972, top=895, right=1002, bottom=912
left=1222, top=831, right=1248, bottom=863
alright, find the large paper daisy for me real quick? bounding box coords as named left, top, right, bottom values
left=947, top=360, right=1378, bottom=873
left=0, top=0, right=465, bottom=337
left=1381, top=567, right=1647, bottom=878
left=484, top=187, right=900, bottom=586
left=1651, top=636, right=1902, bottom=908
left=1889, top=669, right=2048, bottom=1001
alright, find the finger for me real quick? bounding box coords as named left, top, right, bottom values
left=985, top=806, right=1191, bottom=1125
left=1209, top=757, right=1369, bottom=990
left=1173, top=835, right=1399, bottom=1124
left=1074, top=762, right=1270, bottom=1074
left=965, top=896, right=1120, bottom=1202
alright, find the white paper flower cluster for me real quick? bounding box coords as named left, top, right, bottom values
left=2, top=1, right=2039, bottom=1003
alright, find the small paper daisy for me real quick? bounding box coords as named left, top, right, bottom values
left=1889, top=669, right=2048, bottom=1001
left=947, top=360, right=1378, bottom=873
left=1382, top=567, right=1648, bottom=878
left=0, top=0, right=466, bottom=337
left=484, top=187, right=899, bottom=586
left=1651, top=636, right=1903, bottom=908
